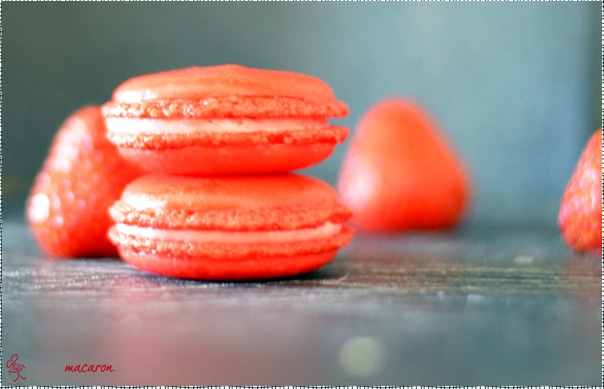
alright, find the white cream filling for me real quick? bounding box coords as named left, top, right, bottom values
left=115, top=221, right=341, bottom=244
left=106, top=117, right=329, bottom=135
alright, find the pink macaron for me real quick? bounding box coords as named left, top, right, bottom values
left=108, top=173, right=354, bottom=280
left=102, top=64, right=349, bottom=175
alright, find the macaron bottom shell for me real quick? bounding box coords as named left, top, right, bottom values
left=117, top=143, right=336, bottom=175
left=116, top=248, right=339, bottom=280
left=109, top=224, right=354, bottom=280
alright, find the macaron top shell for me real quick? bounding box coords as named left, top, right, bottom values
left=102, top=65, right=348, bottom=119
left=110, top=174, right=352, bottom=231
left=113, top=64, right=337, bottom=102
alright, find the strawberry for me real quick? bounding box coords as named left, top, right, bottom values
left=337, top=98, right=470, bottom=231
left=558, top=128, right=602, bottom=254
left=26, top=106, right=144, bottom=257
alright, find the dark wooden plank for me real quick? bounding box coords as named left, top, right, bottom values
left=2, top=219, right=601, bottom=385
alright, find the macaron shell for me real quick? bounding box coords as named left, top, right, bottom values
left=103, top=65, right=348, bottom=119
left=103, top=95, right=348, bottom=119
left=116, top=248, right=340, bottom=280
left=110, top=174, right=352, bottom=230
left=117, top=142, right=340, bottom=176
left=112, top=65, right=339, bottom=103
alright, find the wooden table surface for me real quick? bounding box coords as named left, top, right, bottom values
left=2, top=218, right=601, bottom=385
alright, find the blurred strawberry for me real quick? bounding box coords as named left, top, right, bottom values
left=558, top=128, right=602, bottom=254
left=337, top=98, right=470, bottom=231
left=26, top=106, right=144, bottom=257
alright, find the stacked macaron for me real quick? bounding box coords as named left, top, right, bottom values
left=101, top=64, right=354, bottom=280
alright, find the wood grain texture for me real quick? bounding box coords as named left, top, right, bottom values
left=2, top=220, right=601, bottom=385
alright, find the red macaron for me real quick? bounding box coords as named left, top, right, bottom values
left=108, top=173, right=354, bottom=280
left=102, top=64, right=349, bottom=175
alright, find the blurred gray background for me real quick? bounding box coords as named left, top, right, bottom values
left=3, top=2, right=601, bottom=228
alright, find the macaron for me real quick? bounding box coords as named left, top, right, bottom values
left=108, top=173, right=354, bottom=280
left=102, top=64, right=349, bottom=175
